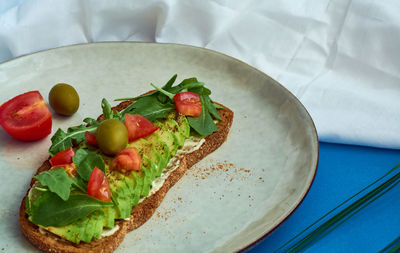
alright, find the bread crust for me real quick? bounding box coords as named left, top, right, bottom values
left=19, top=101, right=233, bottom=253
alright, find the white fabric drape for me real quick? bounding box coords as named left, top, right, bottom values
left=1, top=0, right=399, bottom=148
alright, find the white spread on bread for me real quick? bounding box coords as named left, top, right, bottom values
left=38, top=227, right=47, bottom=235
left=101, top=225, right=120, bottom=237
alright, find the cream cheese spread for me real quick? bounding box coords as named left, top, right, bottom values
left=101, top=225, right=120, bottom=237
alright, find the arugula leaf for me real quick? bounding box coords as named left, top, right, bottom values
left=213, top=103, right=223, bottom=109
left=73, top=149, right=106, bottom=181
left=150, top=83, right=174, bottom=99
left=34, top=187, right=49, bottom=192
left=34, top=168, right=72, bottom=201
left=122, top=96, right=175, bottom=122
left=187, top=95, right=218, bottom=136
left=204, top=96, right=221, bottom=120
left=162, top=74, right=178, bottom=90
left=49, top=124, right=97, bottom=156
left=83, top=117, right=99, bottom=127
left=190, top=86, right=211, bottom=96
left=30, top=192, right=113, bottom=227
left=102, top=98, right=123, bottom=120
left=71, top=176, right=87, bottom=193
left=102, top=98, right=113, bottom=119
left=169, top=78, right=204, bottom=94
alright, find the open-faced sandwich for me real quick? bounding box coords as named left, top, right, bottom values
left=18, top=75, right=233, bottom=252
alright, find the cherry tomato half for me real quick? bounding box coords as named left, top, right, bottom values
left=49, top=147, right=75, bottom=166
left=88, top=166, right=111, bottom=202
left=84, top=131, right=98, bottom=146
left=173, top=92, right=201, bottom=117
left=0, top=91, right=52, bottom=141
left=124, top=114, right=158, bottom=142
left=110, top=147, right=141, bottom=173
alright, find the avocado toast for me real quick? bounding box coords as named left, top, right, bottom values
left=19, top=76, right=233, bottom=253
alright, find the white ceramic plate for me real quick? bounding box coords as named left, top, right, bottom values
left=0, top=42, right=318, bottom=252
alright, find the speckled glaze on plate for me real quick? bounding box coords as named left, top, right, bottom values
left=0, top=42, right=318, bottom=252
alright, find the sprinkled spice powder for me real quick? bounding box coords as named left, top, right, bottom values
left=187, top=159, right=253, bottom=181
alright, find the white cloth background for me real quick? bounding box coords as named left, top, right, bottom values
left=0, top=0, right=399, bottom=149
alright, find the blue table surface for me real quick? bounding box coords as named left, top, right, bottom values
left=248, top=142, right=400, bottom=253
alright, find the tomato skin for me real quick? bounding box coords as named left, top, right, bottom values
left=84, top=131, right=98, bottom=145
left=111, top=147, right=141, bottom=173
left=0, top=91, right=52, bottom=141
left=173, top=92, right=202, bottom=117
left=88, top=167, right=111, bottom=202
left=124, top=114, right=158, bottom=142
left=49, top=147, right=75, bottom=166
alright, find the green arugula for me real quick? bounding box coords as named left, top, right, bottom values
left=187, top=94, right=219, bottom=136
left=73, top=149, right=106, bottom=181
left=71, top=176, right=87, bottom=193
left=30, top=192, right=113, bottom=227
left=34, top=168, right=73, bottom=201
left=117, top=75, right=221, bottom=136
left=121, top=96, right=175, bottom=122
left=49, top=124, right=98, bottom=156
left=102, top=98, right=123, bottom=120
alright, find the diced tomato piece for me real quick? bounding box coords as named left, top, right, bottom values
left=0, top=91, right=52, bottom=141
left=84, top=131, right=97, bottom=145
left=88, top=166, right=111, bottom=202
left=173, top=92, right=201, bottom=117
left=50, top=163, right=77, bottom=177
left=110, top=147, right=141, bottom=173
left=49, top=147, right=75, bottom=166
left=124, top=114, right=158, bottom=142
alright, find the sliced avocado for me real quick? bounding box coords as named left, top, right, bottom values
left=140, top=159, right=153, bottom=197
left=153, top=149, right=164, bottom=177
left=103, top=207, right=115, bottom=229
left=82, top=214, right=95, bottom=243
left=122, top=176, right=135, bottom=210
left=144, top=133, right=167, bottom=166
left=127, top=137, right=151, bottom=151
left=77, top=217, right=90, bottom=243
left=160, top=141, right=171, bottom=170
left=166, top=112, right=190, bottom=139
left=148, top=157, right=158, bottom=182
left=165, top=119, right=186, bottom=147
left=153, top=121, right=179, bottom=156
left=165, top=119, right=185, bottom=147
left=47, top=211, right=106, bottom=243
left=176, top=115, right=190, bottom=139
left=108, top=171, right=134, bottom=219
left=132, top=171, right=144, bottom=205
left=92, top=211, right=104, bottom=239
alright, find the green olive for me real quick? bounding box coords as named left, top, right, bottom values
left=96, top=119, right=128, bottom=155
left=49, top=83, right=80, bottom=116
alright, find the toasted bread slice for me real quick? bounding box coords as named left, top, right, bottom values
left=19, top=101, right=233, bottom=253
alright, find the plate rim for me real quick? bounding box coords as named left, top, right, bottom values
left=0, top=41, right=319, bottom=252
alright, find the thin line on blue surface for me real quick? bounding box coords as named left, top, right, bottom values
left=274, top=163, right=400, bottom=253
left=379, top=235, right=400, bottom=253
